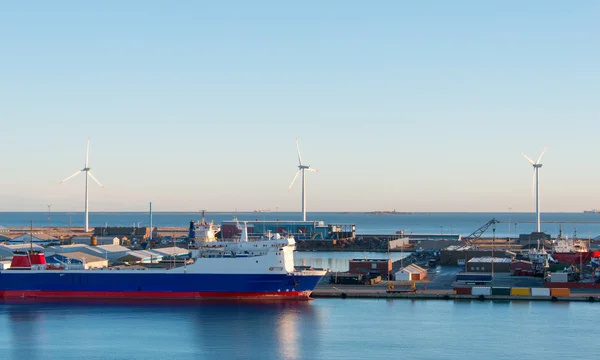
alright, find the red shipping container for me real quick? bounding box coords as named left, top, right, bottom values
left=454, top=287, right=472, bottom=295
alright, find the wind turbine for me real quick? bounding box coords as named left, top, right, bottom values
left=521, top=147, right=547, bottom=233
left=288, top=137, right=318, bottom=221
left=60, top=137, right=104, bottom=232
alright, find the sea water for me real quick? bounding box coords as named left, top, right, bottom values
left=2, top=211, right=600, bottom=238
left=0, top=299, right=596, bottom=360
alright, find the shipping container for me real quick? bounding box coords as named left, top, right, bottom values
left=530, top=288, right=551, bottom=296
left=471, top=287, right=491, bottom=296
left=491, top=287, right=511, bottom=296
left=549, top=272, right=569, bottom=283
left=453, top=287, right=472, bottom=295
left=550, top=288, right=570, bottom=297
left=510, top=287, right=531, bottom=296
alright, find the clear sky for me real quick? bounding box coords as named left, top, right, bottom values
left=1, top=1, right=599, bottom=212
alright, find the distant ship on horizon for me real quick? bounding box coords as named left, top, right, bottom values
left=370, top=209, right=414, bottom=215
left=583, top=209, right=600, bottom=214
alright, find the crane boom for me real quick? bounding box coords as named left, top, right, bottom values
left=464, top=218, right=500, bottom=245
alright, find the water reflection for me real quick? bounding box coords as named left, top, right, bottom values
left=0, top=300, right=324, bottom=360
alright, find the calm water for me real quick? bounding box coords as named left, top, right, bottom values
left=0, top=299, right=597, bottom=360
left=2, top=211, right=600, bottom=238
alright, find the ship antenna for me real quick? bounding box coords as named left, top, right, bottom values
left=30, top=220, right=33, bottom=252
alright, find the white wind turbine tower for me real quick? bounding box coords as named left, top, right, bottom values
left=288, top=137, right=318, bottom=221
left=60, top=137, right=104, bottom=232
left=521, top=147, right=548, bottom=233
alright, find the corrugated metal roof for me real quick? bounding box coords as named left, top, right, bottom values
left=96, top=245, right=130, bottom=253
left=126, top=250, right=163, bottom=260
left=63, top=251, right=108, bottom=264
left=398, top=264, right=427, bottom=274
left=149, top=247, right=189, bottom=257
left=47, top=244, right=102, bottom=255
left=3, top=244, right=45, bottom=251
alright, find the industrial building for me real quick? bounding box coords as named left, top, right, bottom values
left=46, top=252, right=108, bottom=270
left=118, top=250, right=163, bottom=264
left=219, top=220, right=356, bottom=240
left=94, top=226, right=153, bottom=239
left=0, top=244, right=45, bottom=259
left=6, top=233, right=58, bottom=246
left=46, top=244, right=104, bottom=258
left=466, top=257, right=512, bottom=273
left=349, top=259, right=392, bottom=277
left=440, top=246, right=511, bottom=266
left=94, top=245, right=131, bottom=262
left=394, top=264, right=428, bottom=281
left=70, top=236, right=121, bottom=246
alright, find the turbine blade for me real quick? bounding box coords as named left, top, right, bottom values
left=86, top=136, right=90, bottom=168
left=88, top=171, right=104, bottom=188
left=536, top=146, right=548, bottom=164
left=306, top=168, right=318, bottom=172
left=288, top=170, right=301, bottom=191
left=60, top=170, right=82, bottom=184
left=296, top=137, right=303, bottom=165
left=521, top=152, right=535, bottom=165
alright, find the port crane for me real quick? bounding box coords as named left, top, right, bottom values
left=463, top=218, right=500, bottom=245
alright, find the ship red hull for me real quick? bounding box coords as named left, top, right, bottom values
left=0, top=290, right=313, bottom=301
left=551, top=252, right=593, bottom=264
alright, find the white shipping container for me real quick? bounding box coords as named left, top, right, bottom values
left=550, top=272, right=569, bottom=282
left=530, top=288, right=551, bottom=296
left=471, top=287, right=491, bottom=296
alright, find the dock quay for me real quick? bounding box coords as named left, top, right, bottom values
left=312, top=284, right=600, bottom=302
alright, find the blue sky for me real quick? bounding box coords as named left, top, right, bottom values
left=1, top=1, right=599, bottom=212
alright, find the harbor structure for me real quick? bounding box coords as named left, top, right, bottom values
left=220, top=220, right=355, bottom=240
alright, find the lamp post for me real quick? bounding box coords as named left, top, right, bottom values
left=508, top=207, right=512, bottom=250
left=47, top=204, right=52, bottom=228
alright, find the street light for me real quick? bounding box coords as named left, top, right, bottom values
left=47, top=204, right=52, bottom=228
left=508, top=206, right=512, bottom=250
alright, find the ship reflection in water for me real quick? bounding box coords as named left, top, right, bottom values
left=0, top=300, right=324, bottom=360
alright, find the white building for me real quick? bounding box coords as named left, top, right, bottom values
left=394, top=264, right=428, bottom=281
left=94, top=245, right=131, bottom=262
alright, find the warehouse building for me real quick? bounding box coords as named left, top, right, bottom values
left=394, top=264, right=428, bottom=281
left=46, top=252, right=108, bottom=270
left=7, top=233, right=58, bottom=246
left=118, top=250, right=163, bottom=264
left=466, top=257, right=512, bottom=273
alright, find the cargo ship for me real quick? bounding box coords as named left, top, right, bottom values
left=0, top=220, right=326, bottom=300
left=528, top=238, right=600, bottom=265
left=550, top=238, right=600, bottom=264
